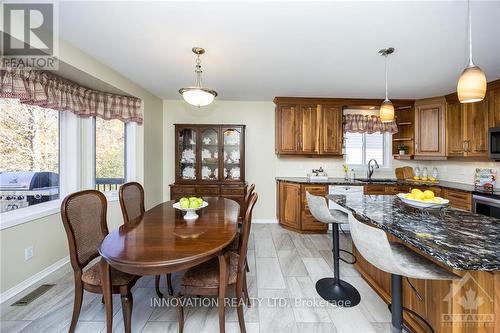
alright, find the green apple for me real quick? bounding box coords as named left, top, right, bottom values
left=196, top=198, right=204, bottom=206
left=179, top=198, right=189, bottom=209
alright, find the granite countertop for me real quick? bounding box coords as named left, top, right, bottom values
left=328, top=194, right=500, bottom=271
left=275, top=177, right=480, bottom=193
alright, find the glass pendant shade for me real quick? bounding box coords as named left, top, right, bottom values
left=179, top=87, right=217, bottom=107
left=379, top=99, right=395, bottom=123
left=457, top=65, right=486, bottom=103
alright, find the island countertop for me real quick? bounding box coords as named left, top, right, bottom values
left=328, top=194, right=500, bottom=271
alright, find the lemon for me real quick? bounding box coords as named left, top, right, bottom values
left=421, top=177, right=428, bottom=181
left=429, top=177, right=436, bottom=182
left=414, top=192, right=425, bottom=201
left=423, top=190, right=435, bottom=199
left=411, top=188, right=422, bottom=195
left=413, top=176, right=420, bottom=180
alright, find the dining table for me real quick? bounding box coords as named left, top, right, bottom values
left=98, top=196, right=240, bottom=333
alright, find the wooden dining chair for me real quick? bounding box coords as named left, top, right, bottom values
left=230, top=184, right=255, bottom=272
left=119, top=182, right=174, bottom=298
left=61, top=190, right=139, bottom=333
left=176, top=192, right=258, bottom=333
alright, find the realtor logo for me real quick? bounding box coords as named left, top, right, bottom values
left=1, top=2, right=58, bottom=69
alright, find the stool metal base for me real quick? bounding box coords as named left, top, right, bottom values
left=315, top=277, right=361, bottom=307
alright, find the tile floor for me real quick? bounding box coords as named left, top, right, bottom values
left=0, top=224, right=392, bottom=333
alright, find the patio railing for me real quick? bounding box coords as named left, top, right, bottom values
left=95, top=178, right=125, bottom=192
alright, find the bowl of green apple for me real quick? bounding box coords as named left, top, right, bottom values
left=173, top=197, right=208, bottom=220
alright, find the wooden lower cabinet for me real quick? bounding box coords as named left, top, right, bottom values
left=170, top=184, right=247, bottom=219
left=277, top=181, right=328, bottom=233
left=443, top=188, right=472, bottom=211
left=354, top=232, right=499, bottom=333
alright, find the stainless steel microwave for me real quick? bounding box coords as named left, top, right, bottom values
left=488, top=127, right=500, bottom=160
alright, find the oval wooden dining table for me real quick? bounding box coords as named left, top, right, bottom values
left=99, top=197, right=240, bottom=333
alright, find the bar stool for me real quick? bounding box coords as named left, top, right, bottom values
left=349, top=212, right=459, bottom=333
left=306, top=192, right=361, bottom=307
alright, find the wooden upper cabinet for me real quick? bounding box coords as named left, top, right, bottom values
left=319, top=104, right=343, bottom=155
left=414, top=97, right=446, bottom=157
left=463, top=99, right=489, bottom=156
left=488, top=85, right=500, bottom=127
left=446, top=101, right=464, bottom=156
left=275, top=99, right=343, bottom=156
left=277, top=105, right=300, bottom=153
left=298, top=105, right=319, bottom=153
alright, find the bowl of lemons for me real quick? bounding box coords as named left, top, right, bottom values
left=173, top=197, right=208, bottom=220
left=396, top=189, right=449, bottom=209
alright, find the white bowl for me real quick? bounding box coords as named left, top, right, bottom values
left=396, top=193, right=449, bottom=209
left=173, top=201, right=209, bottom=220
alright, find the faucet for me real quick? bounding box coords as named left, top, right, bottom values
left=367, top=159, right=380, bottom=180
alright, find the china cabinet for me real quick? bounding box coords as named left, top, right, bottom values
left=170, top=124, right=247, bottom=218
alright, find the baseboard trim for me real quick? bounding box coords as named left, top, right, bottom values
left=0, top=256, right=70, bottom=304
left=252, top=218, right=278, bottom=224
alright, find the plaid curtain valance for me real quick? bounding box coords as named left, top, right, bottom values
left=343, top=114, right=398, bottom=134
left=0, top=68, right=143, bottom=124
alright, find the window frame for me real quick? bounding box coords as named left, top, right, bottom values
left=89, top=117, right=136, bottom=201
left=0, top=110, right=81, bottom=230
left=344, top=131, right=392, bottom=171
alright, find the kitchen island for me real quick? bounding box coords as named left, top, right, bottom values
left=328, top=193, right=500, bottom=333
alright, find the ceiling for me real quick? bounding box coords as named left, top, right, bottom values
left=58, top=1, right=500, bottom=101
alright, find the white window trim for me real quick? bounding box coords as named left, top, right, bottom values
left=86, top=118, right=137, bottom=202
left=0, top=112, right=80, bottom=231
left=345, top=132, right=393, bottom=172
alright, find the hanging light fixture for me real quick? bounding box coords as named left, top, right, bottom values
left=179, top=47, right=218, bottom=107
left=378, top=47, right=395, bottom=123
left=457, top=0, right=486, bottom=103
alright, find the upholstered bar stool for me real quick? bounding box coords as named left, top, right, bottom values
left=349, top=213, right=459, bottom=333
left=306, top=192, right=361, bottom=307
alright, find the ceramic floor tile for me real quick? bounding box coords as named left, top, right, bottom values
left=256, top=258, right=286, bottom=289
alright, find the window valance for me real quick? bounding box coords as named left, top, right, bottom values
left=343, top=114, right=398, bottom=134
left=0, top=68, right=143, bottom=124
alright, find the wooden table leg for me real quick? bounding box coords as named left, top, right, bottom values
left=100, top=258, right=113, bottom=333
left=218, top=253, right=230, bottom=333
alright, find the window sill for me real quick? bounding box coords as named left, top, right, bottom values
left=0, top=200, right=61, bottom=231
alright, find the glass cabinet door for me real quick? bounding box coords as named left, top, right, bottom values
left=223, top=128, right=242, bottom=181
left=178, top=128, right=197, bottom=180
left=200, top=127, right=219, bottom=181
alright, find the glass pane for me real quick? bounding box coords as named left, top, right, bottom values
left=179, top=128, right=197, bottom=180
left=345, top=132, right=363, bottom=165
left=223, top=128, right=241, bottom=181
left=95, top=117, right=126, bottom=191
left=365, top=132, right=384, bottom=166
left=201, top=128, right=219, bottom=181
left=0, top=99, right=59, bottom=213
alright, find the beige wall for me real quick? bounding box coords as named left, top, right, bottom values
left=0, top=39, right=164, bottom=294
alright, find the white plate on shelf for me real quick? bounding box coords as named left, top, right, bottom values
left=396, top=193, right=449, bottom=209
left=173, top=201, right=209, bottom=220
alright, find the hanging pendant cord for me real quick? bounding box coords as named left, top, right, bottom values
left=384, top=55, right=388, bottom=101
left=468, top=0, right=474, bottom=66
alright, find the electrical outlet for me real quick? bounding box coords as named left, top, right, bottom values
left=25, top=246, right=34, bottom=261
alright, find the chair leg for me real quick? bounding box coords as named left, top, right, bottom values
left=242, top=271, right=250, bottom=306
left=155, top=275, right=164, bottom=298
left=69, top=278, right=84, bottom=333
left=245, top=258, right=249, bottom=273
left=121, top=290, right=133, bottom=333
left=175, top=296, right=184, bottom=333
left=391, top=274, right=403, bottom=333
left=236, top=275, right=247, bottom=333
left=167, top=273, right=174, bottom=296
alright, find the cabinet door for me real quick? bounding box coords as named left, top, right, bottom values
left=279, top=182, right=301, bottom=229
left=488, top=87, right=500, bottom=127
left=222, top=126, right=244, bottom=182
left=463, top=99, right=489, bottom=157
left=301, top=185, right=328, bottom=232
left=415, top=100, right=446, bottom=156
left=278, top=105, right=299, bottom=153
left=319, top=104, right=342, bottom=155
left=298, top=105, right=319, bottom=153
left=176, top=127, right=198, bottom=182
left=446, top=102, right=464, bottom=156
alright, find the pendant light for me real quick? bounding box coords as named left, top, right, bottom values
left=179, top=47, right=218, bottom=107
left=379, top=47, right=395, bottom=123
left=457, top=0, right=486, bottom=103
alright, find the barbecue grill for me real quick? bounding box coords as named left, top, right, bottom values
left=0, top=172, right=59, bottom=213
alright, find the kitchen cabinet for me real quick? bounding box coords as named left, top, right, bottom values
left=364, top=184, right=410, bottom=195
left=414, top=97, right=446, bottom=158
left=488, top=80, right=500, bottom=127
left=445, top=101, right=464, bottom=156
left=443, top=188, right=472, bottom=211
left=275, top=98, right=343, bottom=156
left=277, top=180, right=328, bottom=233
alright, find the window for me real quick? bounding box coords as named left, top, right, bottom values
left=94, top=117, right=127, bottom=192
left=345, top=131, right=391, bottom=167
left=0, top=99, right=60, bottom=213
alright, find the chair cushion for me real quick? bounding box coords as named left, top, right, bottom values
left=182, top=252, right=240, bottom=288
left=82, top=261, right=136, bottom=287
